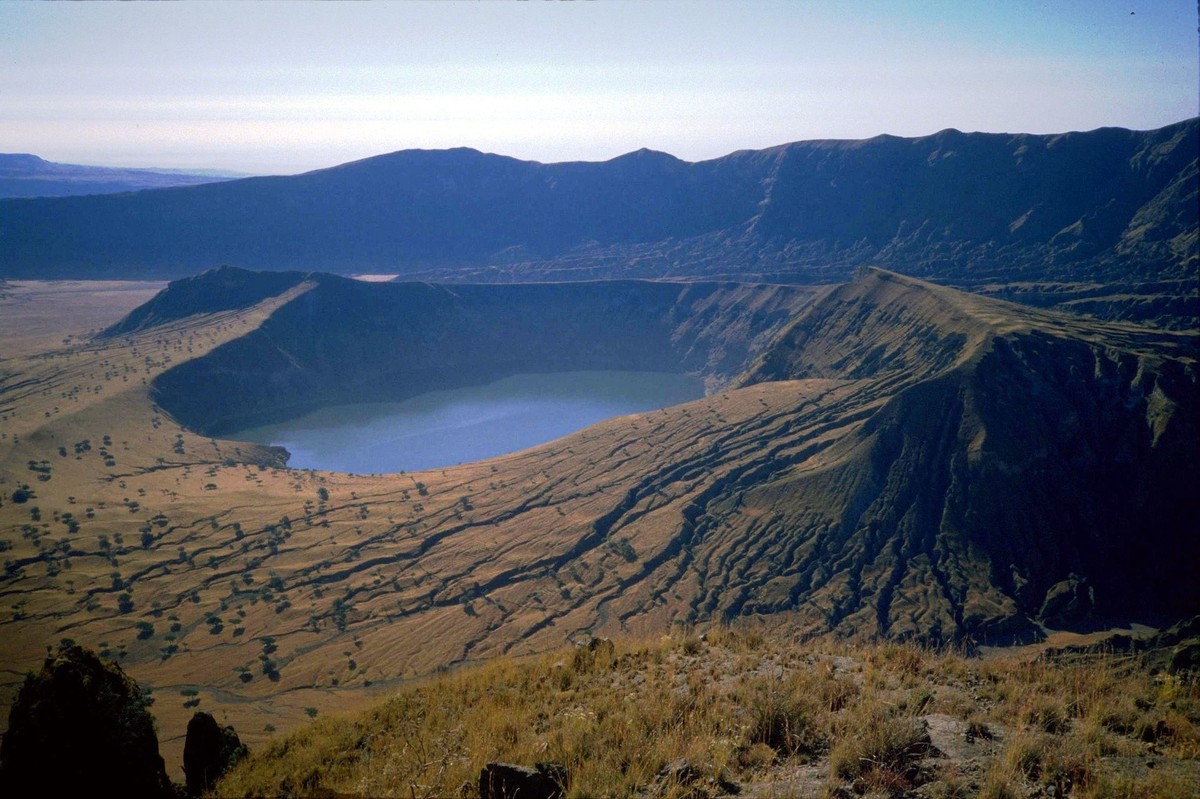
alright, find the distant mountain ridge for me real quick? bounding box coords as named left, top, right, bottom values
left=0, top=153, right=242, bottom=198
left=1, top=121, right=1195, bottom=325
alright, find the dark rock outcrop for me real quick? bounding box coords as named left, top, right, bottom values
left=0, top=644, right=175, bottom=798
left=478, top=762, right=567, bottom=799
left=1168, top=642, right=1200, bottom=675
left=183, top=711, right=248, bottom=795
left=1039, top=575, right=1095, bottom=627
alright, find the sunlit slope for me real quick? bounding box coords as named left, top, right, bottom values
left=0, top=272, right=821, bottom=761
left=738, top=271, right=1199, bottom=639
left=0, top=268, right=1194, bottom=770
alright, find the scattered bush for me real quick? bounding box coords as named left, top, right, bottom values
left=829, top=706, right=932, bottom=790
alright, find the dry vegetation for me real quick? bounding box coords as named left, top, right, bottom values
left=0, top=279, right=164, bottom=357
left=215, top=628, right=1200, bottom=798
left=1, top=275, right=1196, bottom=789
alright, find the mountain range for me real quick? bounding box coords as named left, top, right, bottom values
left=0, top=153, right=241, bottom=199
left=1, top=121, right=1195, bottom=326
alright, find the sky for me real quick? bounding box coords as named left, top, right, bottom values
left=2, top=1, right=1196, bottom=175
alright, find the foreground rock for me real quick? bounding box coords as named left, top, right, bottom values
left=479, top=762, right=568, bottom=799
left=0, top=644, right=175, bottom=798
left=184, top=711, right=248, bottom=795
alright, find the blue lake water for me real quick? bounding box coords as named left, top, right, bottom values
left=231, top=371, right=704, bottom=474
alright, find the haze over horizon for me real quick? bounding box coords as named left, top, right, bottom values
left=4, top=0, right=1196, bottom=176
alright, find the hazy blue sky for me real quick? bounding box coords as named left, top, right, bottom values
left=3, top=1, right=1196, bottom=174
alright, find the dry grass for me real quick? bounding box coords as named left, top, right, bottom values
left=3, top=278, right=1197, bottom=794
left=215, top=632, right=1200, bottom=798
left=0, top=279, right=164, bottom=357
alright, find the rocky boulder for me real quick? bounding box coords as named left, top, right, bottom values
left=183, top=711, right=248, bottom=795
left=0, top=644, right=175, bottom=798
left=478, top=762, right=568, bottom=799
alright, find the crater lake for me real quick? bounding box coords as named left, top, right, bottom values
left=230, top=370, right=705, bottom=473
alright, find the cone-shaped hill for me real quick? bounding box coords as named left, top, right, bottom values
left=0, top=268, right=1196, bottom=759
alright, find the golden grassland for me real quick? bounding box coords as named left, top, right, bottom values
left=0, top=279, right=854, bottom=774
left=215, top=628, right=1200, bottom=798
left=2, top=277, right=1196, bottom=792
left=0, top=279, right=165, bottom=358
left=0, top=280, right=837, bottom=774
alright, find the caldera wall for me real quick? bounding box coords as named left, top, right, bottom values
left=150, top=274, right=817, bottom=436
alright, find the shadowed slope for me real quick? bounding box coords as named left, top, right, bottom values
left=147, top=272, right=821, bottom=435
left=100, top=266, right=310, bottom=337
left=731, top=271, right=1198, bottom=639
left=1, top=122, right=1194, bottom=329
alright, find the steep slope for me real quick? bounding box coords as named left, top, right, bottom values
left=142, top=270, right=821, bottom=434
left=100, top=266, right=310, bottom=336
left=1, top=122, right=1194, bottom=328
left=141, top=268, right=1196, bottom=644
left=0, top=269, right=1195, bottom=769
left=735, top=272, right=1198, bottom=639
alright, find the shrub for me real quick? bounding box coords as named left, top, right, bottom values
left=1021, top=694, right=1070, bottom=734
left=744, top=683, right=822, bottom=756
left=830, top=707, right=932, bottom=790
